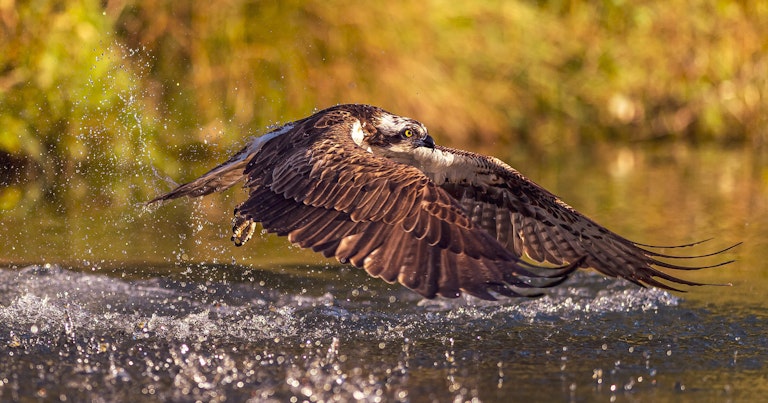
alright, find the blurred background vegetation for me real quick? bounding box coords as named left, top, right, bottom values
left=1, top=0, right=767, bottom=205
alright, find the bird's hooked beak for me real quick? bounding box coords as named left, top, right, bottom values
left=419, top=135, right=436, bottom=149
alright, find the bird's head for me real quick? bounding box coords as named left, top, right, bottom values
left=363, top=110, right=435, bottom=157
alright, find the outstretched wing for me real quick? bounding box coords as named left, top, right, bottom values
left=234, top=113, right=579, bottom=300
left=414, top=146, right=736, bottom=292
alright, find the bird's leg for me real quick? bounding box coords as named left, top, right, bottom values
left=232, top=214, right=257, bottom=246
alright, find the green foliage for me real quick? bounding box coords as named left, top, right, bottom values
left=1, top=1, right=143, bottom=189
left=1, top=0, right=767, bottom=203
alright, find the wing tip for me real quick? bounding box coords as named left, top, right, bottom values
left=641, top=241, right=741, bottom=260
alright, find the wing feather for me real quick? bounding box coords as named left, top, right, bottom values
left=426, top=146, right=735, bottom=291
left=233, top=116, right=577, bottom=299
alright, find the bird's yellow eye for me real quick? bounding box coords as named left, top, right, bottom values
left=403, top=129, right=414, bottom=138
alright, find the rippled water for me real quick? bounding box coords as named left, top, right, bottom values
left=1, top=261, right=765, bottom=402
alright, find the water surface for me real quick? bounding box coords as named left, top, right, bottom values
left=1, top=144, right=766, bottom=402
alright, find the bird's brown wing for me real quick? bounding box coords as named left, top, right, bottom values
left=234, top=118, right=579, bottom=300
left=424, top=146, right=736, bottom=292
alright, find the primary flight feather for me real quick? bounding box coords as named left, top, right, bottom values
left=148, top=104, right=735, bottom=300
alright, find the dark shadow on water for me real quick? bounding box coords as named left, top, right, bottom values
left=1, top=263, right=765, bottom=402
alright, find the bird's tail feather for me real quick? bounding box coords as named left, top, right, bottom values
left=147, top=154, right=249, bottom=204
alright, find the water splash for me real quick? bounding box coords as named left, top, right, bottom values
left=0, top=264, right=763, bottom=402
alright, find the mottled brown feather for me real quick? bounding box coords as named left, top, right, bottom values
left=434, top=146, right=736, bottom=291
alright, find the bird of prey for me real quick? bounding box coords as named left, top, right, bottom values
left=148, top=104, right=735, bottom=300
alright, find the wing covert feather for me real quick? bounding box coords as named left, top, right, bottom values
left=234, top=122, right=577, bottom=299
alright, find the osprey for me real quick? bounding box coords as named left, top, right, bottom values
left=149, top=104, right=735, bottom=300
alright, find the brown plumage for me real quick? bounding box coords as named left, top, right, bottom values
left=148, top=104, right=736, bottom=300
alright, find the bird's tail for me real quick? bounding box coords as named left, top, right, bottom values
left=147, top=146, right=251, bottom=204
